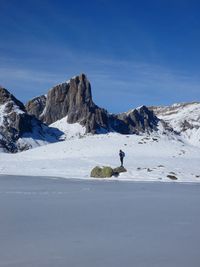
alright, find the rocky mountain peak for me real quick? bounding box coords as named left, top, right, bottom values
left=27, top=73, right=94, bottom=126
left=0, top=87, right=61, bottom=152
left=0, top=87, right=25, bottom=112
left=113, top=105, right=159, bottom=134
left=26, top=73, right=160, bottom=135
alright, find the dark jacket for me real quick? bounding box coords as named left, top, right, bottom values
left=119, top=150, right=125, bottom=158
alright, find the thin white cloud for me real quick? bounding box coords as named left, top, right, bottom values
left=89, top=58, right=200, bottom=93
left=0, top=67, right=65, bottom=85
left=0, top=55, right=199, bottom=109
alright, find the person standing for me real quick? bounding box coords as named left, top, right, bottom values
left=119, top=149, right=125, bottom=167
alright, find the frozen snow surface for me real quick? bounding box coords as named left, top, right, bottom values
left=0, top=132, right=200, bottom=183
left=0, top=176, right=200, bottom=267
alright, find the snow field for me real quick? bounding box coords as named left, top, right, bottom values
left=0, top=133, right=200, bottom=182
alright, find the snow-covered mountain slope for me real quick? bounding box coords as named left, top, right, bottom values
left=0, top=132, right=200, bottom=183
left=50, top=116, right=86, bottom=139
left=0, top=87, right=63, bottom=152
left=150, top=102, right=200, bottom=147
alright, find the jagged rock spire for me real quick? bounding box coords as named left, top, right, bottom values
left=26, top=73, right=159, bottom=134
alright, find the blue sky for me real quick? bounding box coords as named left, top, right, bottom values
left=0, top=0, right=200, bottom=113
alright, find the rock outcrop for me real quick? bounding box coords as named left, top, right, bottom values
left=113, top=105, right=159, bottom=134
left=90, top=166, right=114, bottom=178
left=26, top=74, right=159, bottom=134
left=0, top=88, right=61, bottom=153
left=38, top=74, right=109, bottom=134
left=113, top=166, right=127, bottom=176
left=26, top=95, right=47, bottom=119
left=90, top=165, right=127, bottom=178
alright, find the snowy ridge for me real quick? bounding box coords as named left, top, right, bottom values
left=0, top=101, right=24, bottom=125
left=152, top=102, right=200, bottom=147
left=50, top=116, right=86, bottom=140
left=0, top=91, right=62, bottom=152
left=125, top=105, right=145, bottom=116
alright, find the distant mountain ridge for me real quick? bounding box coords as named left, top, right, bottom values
left=1, top=73, right=199, bottom=153
left=149, top=102, right=200, bottom=147
left=26, top=73, right=160, bottom=135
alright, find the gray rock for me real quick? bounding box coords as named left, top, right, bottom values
left=90, top=166, right=114, bottom=178
left=0, top=87, right=25, bottom=111
left=114, top=105, right=159, bottom=134
left=113, top=166, right=127, bottom=174
left=25, top=95, right=47, bottom=119
left=113, top=166, right=127, bottom=176
left=167, top=174, right=178, bottom=180
left=39, top=74, right=109, bottom=134
left=91, top=166, right=127, bottom=178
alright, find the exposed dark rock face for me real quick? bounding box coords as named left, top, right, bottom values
left=38, top=74, right=110, bottom=133
left=113, top=106, right=159, bottom=134
left=0, top=87, right=25, bottom=110
left=26, top=95, right=47, bottom=119
left=113, top=166, right=127, bottom=176
left=0, top=88, right=61, bottom=153
left=0, top=88, right=32, bottom=137
left=27, top=74, right=159, bottom=134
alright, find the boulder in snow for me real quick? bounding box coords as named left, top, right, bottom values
left=90, top=166, right=113, bottom=178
